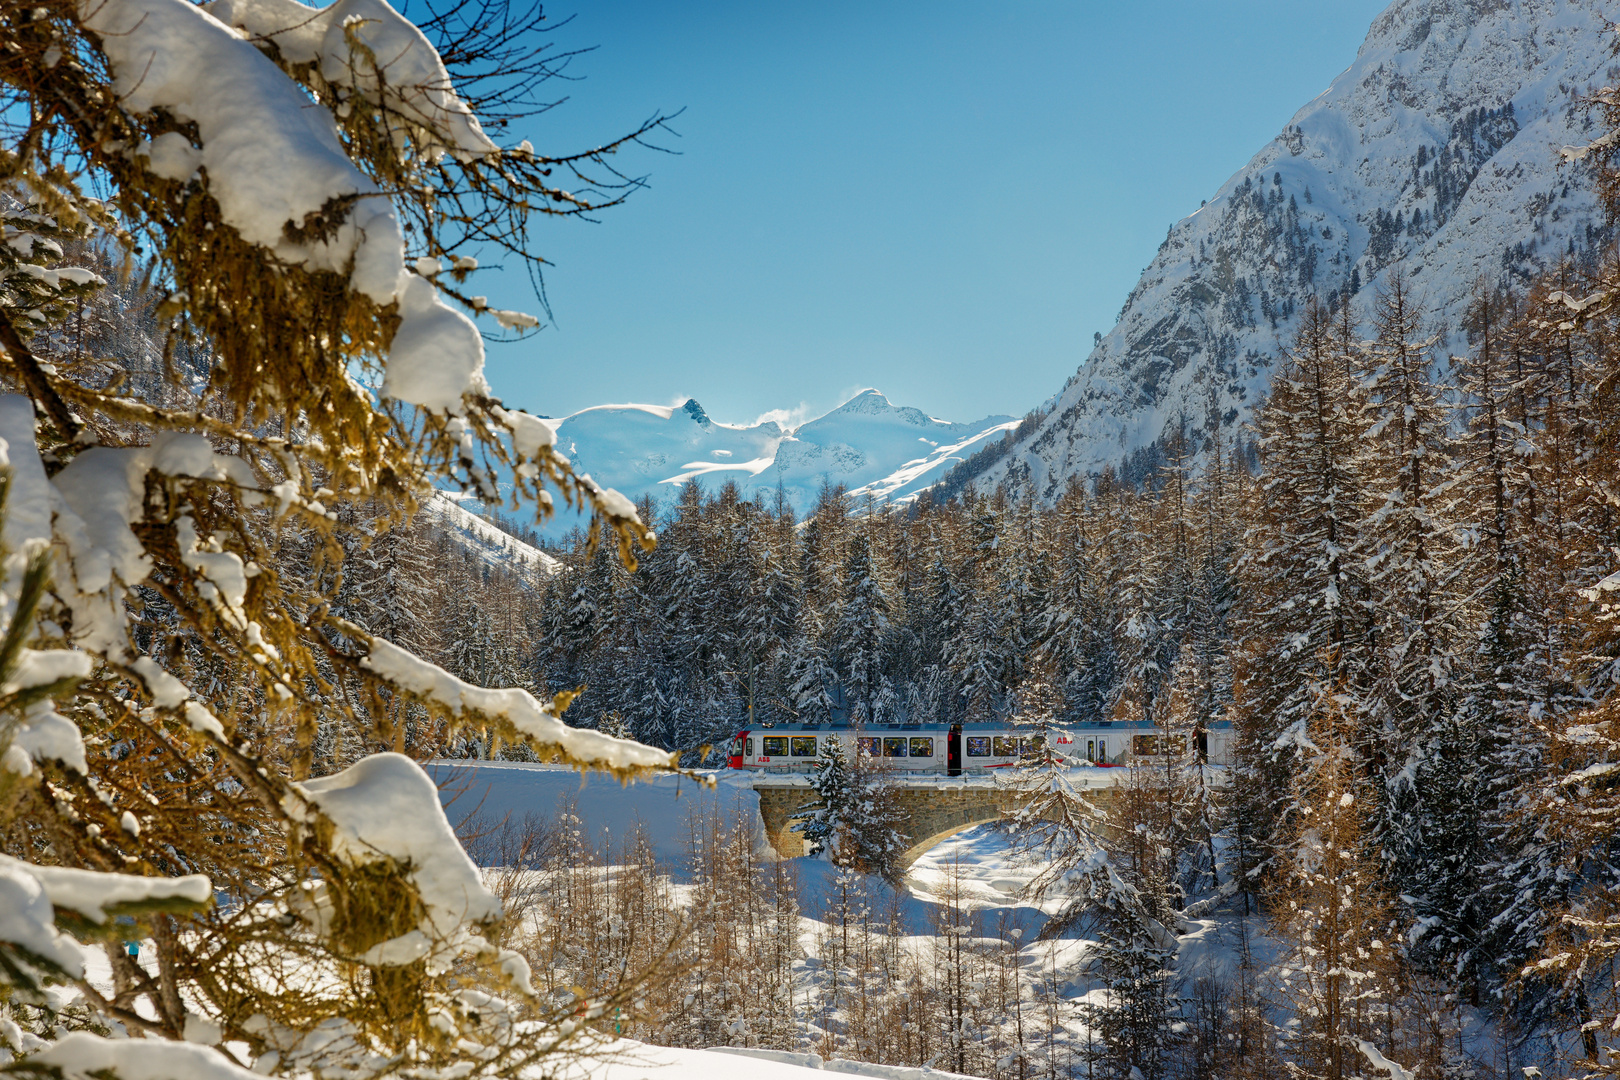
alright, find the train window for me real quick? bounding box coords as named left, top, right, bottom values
left=909, top=737, right=934, bottom=758
left=791, top=737, right=818, bottom=757
left=966, top=737, right=991, bottom=757
left=1086, top=739, right=1096, bottom=762
left=857, top=737, right=881, bottom=757
left=1098, top=739, right=1107, bottom=762
left=992, top=736, right=1017, bottom=756
left=1018, top=735, right=1043, bottom=757
left=730, top=736, right=744, bottom=755
left=746, top=738, right=755, bottom=757
left=1166, top=735, right=1187, bottom=755
left=883, top=737, right=908, bottom=757
left=1133, top=734, right=1159, bottom=756
left=762, top=736, right=789, bottom=757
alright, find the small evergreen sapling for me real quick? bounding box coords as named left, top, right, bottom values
left=793, top=736, right=908, bottom=879
left=795, top=735, right=855, bottom=861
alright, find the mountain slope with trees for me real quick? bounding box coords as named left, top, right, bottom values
left=944, top=0, right=1618, bottom=497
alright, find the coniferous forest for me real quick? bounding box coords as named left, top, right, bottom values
left=5, top=2, right=1620, bottom=1080
left=358, top=114, right=1620, bottom=1074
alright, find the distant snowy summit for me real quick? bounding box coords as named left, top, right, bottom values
left=549, top=389, right=1015, bottom=528
left=947, top=0, right=1617, bottom=498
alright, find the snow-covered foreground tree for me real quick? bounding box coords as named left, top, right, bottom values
left=0, top=2, right=680, bottom=1078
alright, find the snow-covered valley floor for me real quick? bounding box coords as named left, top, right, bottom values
left=425, top=762, right=1560, bottom=1080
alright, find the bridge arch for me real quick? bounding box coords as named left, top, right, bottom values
left=896, top=814, right=1011, bottom=871
left=752, top=775, right=1117, bottom=869
left=752, top=778, right=1012, bottom=862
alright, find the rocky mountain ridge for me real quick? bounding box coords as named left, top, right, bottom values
left=942, top=0, right=1618, bottom=498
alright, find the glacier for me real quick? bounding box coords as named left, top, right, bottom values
left=540, top=389, right=1014, bottom=533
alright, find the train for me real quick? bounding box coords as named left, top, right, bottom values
left=725, top=720, right=1234, bottom=774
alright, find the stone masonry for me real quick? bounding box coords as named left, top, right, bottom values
left=752, top=772, right=1120, bottom=870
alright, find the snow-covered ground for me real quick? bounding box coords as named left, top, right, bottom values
left=431, top=759, right=1058, bottom=951
left=433, top=762, right=1043, bottom=919
left=85, top=760, right=1536, bottom=1080
left=429, top=761, right=770, bottom=868
left=569, top=1040, right=987, bottom=1080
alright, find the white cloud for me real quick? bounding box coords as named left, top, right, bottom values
left=748, top=403, right=814, bottom=431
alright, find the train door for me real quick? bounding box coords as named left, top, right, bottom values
left=948, top=724, right=962, bottom=776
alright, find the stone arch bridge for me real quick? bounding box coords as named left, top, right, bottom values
left=751, top=772, right=1124, bottom=870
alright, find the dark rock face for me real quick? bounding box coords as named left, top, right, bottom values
left=682, top=398, right=711, bottom=427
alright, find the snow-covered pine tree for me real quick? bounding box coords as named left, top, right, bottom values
left=995, top=496, right=1048, bottom=691
left=795, top=734, right=856, bottom=861
left=1073, top=852, right=1183, bottom=1080
left=1003, top=665, right=1105, bottom=934
left=842, top=745, right=910, bottom=880
left=835, top=531, right=892, bottom=724
left=738, top=512, right=800, bottom=726
left=1272, top=661, right=1407, bottom=1080
left=793, top=736, right=907, bottom=879
left=1501, top=250, right=1620, bottom=1063
left=949, top=501, right=1015, bottom=719
left=1440, top=286, right=1544, bottom=997
left=1157, top=660, right=1222, bottom=900
left=1184, top=425, right=1239, bottom=758
left=0, top=5, right=680, bottom=1078
left=334, top=501, right=442, bottom=662
left=1231, top=298, right=1371, bottom=896
left=556, top=540, right=616, bottom=680
left=1352, top=273, right=1468, bottom=904
left=909, top=545, right=966, bottom=724
left=1042, top=480, right=1121, bottom=725
left=801, top=483, right=850, bottom=621
left=786, top=612, right=838, bottom=725
left=1483, top=277, right=1620, bottom=1012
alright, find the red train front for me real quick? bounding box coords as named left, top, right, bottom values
left=727, top=730, right=751, bottom=769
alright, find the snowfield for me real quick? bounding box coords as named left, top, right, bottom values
left=535, top=390, right=1014, bottom=535
left=431, top=760, right=1053, bottom=932
left=569, top=1040, right=987, bottom=1080
left=429, top=761, right=770, bottom=867
left=422, top=761, right=1289, bottom=1074
left=425, top=492, right=561, bottom=576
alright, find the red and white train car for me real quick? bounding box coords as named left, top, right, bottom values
left=725, top=721, right=1232, bottom=774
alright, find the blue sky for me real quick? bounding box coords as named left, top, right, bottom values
left=476, top=0, right=1390, bottom=428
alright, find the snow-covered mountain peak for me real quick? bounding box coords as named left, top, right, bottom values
left=943, top=0, right=1617, bottom=499
left=805, top=388, right=944, bottom=429
left=539, top=390, right=1015, bottom=533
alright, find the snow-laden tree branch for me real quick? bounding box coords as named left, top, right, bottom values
left=0, top=0, right=683, bottom=1077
